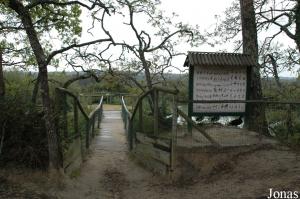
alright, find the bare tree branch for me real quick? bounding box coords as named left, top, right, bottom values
left=46, top=38, right=112, bottom=65
left=26, top=0, right=111, bottom=14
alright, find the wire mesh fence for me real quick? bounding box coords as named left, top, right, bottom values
left=176, top=100, right=300, bottom=148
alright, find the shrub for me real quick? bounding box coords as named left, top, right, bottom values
left=0, top=94, right=49, bottom=168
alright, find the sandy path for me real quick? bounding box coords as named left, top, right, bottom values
left=56, top=110, right=156, bottom=199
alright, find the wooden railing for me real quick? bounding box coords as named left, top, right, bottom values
left=121, top=86, right=178, bottom=173
left=121, top=96, right=132, bottom=149
left=55, top=87, right=104, bottom=172
left=55, top=87, right=104, bottom=149
left=121, top=87, right=230, bottom=151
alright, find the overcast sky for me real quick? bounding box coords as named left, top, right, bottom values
left=159, top=0, right=234, bottom=27
left=159, top=0, right=237, bottom=71
left=74, top=0, right=238, bottom=73
left=63, top=0, right=296, bottom=77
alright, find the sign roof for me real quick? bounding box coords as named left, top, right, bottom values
left=184, top=52, right=256, bottom=67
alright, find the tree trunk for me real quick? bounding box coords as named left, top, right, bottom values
left=295, top=0, right=300, bottom=52
left=267, top=54, right=282, bottom=89
left=8, top=0, right=62, bottom=172
left=0, top=50, right=5, bottom=97
left=139, top=51, right=155, bottom=111
left=31, top=73, right=40, bottom=104
left=139, top=51, right=153, bottom=91
left=240, top=0, right=268, bottom=134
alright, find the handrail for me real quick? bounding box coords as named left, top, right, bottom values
left=152, top=86, right=178, bottom=95
left=130, top=87, right=178, bottom=123
left=55, top=87, right=104, bottom=149
left=130, top=89, right=152, bottom=122
left=56, top=87, right=89, bottom=120
left=121, top=95, right=133, bottom=149
left=123, top=86, right=220, bottom=147
left=121, top=96, right=132, bottom=118
left=81, top=93, right=137, bottom=97
left=178, top=99, right=300, bottom=105
left=121, top=86, right=178, bottom=173
left=88, top=96, right=104, bottom=119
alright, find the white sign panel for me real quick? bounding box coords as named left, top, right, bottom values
left=193, top=66, right=247, bottom=113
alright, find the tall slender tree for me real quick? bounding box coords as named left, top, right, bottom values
left=1, top=0, right=112, bottom=174
left=211, top=0, right=299, bottom=89
left=296, top=0, right=300, bottom=51
left=0, top=49, right=4, bottom=97
left=240, top=0, right=267, bottom=133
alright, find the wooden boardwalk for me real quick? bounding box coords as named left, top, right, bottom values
left=57, top=110, right=154, bottom=199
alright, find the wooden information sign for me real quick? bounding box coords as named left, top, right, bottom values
left=185, top=52, right=253, bottom=116
left=193, top=66, right=247, bottom=113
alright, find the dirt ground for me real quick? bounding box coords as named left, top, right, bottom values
left=1, top=111, right=300, bottom=199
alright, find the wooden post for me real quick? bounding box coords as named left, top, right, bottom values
left=53, top=89, right=64, bottom=168
left=170, top=94, right=178, bottom=174
left=139, top=100, right=143, bottom=133
left=0, top=49, right=5, bottom=97
left=97, top=108, right=101, bottom=129
left=286, top=104, right=293, bottom=138
left=128, top=119, right=133, bottom=150
left=62, top=93, right=68, bottom=139
left=92, top=115, right=95, bottom=137
left=153, top=89, right=159, bottom=136
left=86, top=121, right=90, bottom=149
left=74, top=99, right=78, bottom=136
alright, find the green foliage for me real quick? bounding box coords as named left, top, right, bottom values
left=262, top=78, right=300, bottom=146
left=0, top=71, right=50, bottom=168
left=31, top=2, right=82, bottom=43
left=1, top=0, right=83, bottom=69
left=5, top=71, right=34, bottom=95
left=0, top=93, right=48, bottom=169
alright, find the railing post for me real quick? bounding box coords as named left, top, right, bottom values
left=74, top=98, right=79, bottom=136
left=171, top=94, right=178, bottom=174
left=128, top=117, right=133, bottom=150
left=97, top=104, right=101, bottom=129
left=62, top=92, right=68, bottom=139
left=86, top=121, right=90, bottom=149
left=54, top=89, right=62, bottom=135
left=125, top=112, right=128, bottom=130
left=153, top=89, right=159, bottom=136
left=286, top=104, right=293, bottom=138
left=54, top=88, right=64, bottom=167
left=139, top=100, right=143, bottom=133
left=92, top=115, right=95, bottom=137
